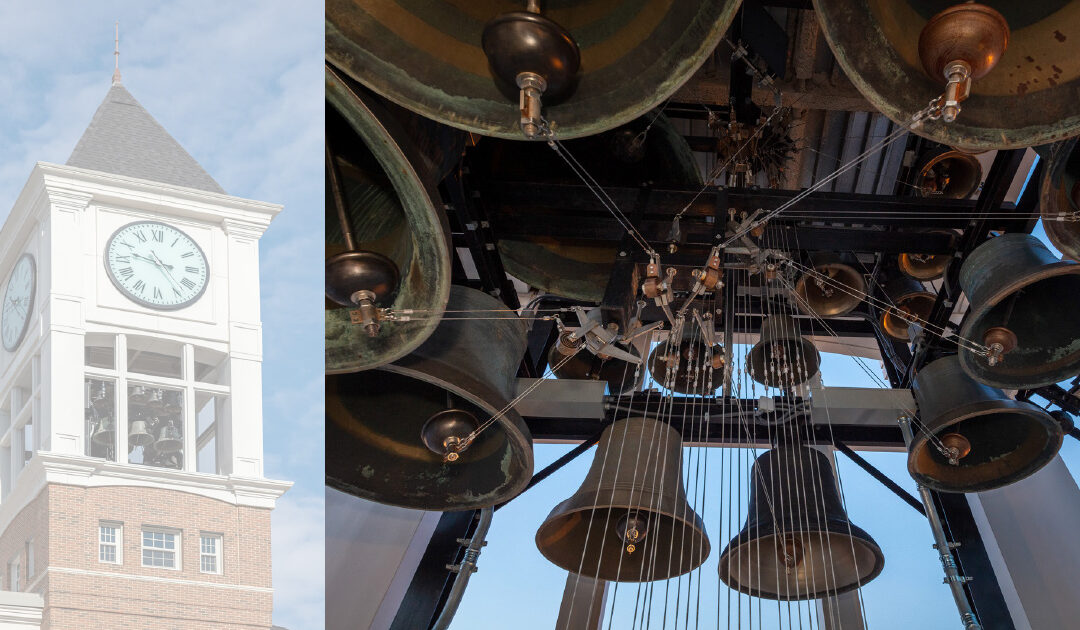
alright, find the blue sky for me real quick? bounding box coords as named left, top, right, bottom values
left=0, top=3, right=323, bottom=627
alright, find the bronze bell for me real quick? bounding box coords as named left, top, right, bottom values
left=154, top=420, right=183, bottom=454
left=747, top=316, right=820, bottom=389
left=535, top=416, right=709, bottom=582
left=128, top=419, right=154, bottom=448
left=910, top=355, right=1063, bottom=493
left=326, top=285, right=533, bottom=511
left=91, top=416, right=117, bottom=447
left=898, top=230, right=956, bottom=281
left=327, top=0, right=740, bottom=140
left=793, top=253, right=866, bottom=317
left=718, top=445, right=885, bottom=600
left=548, top=331, right=642, bottom=396
left=915, top=148, right=982, bottom=199
left=880, top=276, right=935, bottom=341
left=1039, top=138, right=1080, bottom=260
left=647, top=330, right=723, bottom=395
left=324, top=66, right=453, bottom=370
left=958, top=233, right=1080, bottom=389
left=815, top=1, right=1080, bottom=150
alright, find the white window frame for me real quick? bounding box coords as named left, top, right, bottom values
left=140, top=527, right=181, bottom=570
left=25, top=539, right=33, bottom=578
left=98, top=522, right=122, bottom=565
left=83, top=333, right=230, bottom=472
left=199, top=533, right=223, bottom=575
left=7, top=557, right=18, bottom=592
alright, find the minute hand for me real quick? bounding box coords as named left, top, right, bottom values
left=149, top=251, right=182, bottom=290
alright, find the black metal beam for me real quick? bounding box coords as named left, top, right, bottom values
left=833, top=440, right=925, bottom=516
left=390, top=510, right=479, bottom=630
left=902, top=149, right=1028, bottom=386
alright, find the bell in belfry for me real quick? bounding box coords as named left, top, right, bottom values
left=91, top=415, right=117, bottom=447
left=957, top=233, right=1080, bottom=389
left=154, top=419, right=183, bottom=454
left=535, top=416, right=709, bottom=582
left=793, top=253, right=866, bottom=318
left=747, top=315, right=820, bottom=389
left=1039, top=138, right=1080, bottom=261
left=909, top=355, right=1064, bottom=493
left=128, top=418, right=154, bottom=448
left=718, top=445, right=885, bottom=600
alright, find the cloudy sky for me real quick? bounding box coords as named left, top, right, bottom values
left=0, top=2, right=324, bottom=627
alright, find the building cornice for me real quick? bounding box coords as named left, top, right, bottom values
left=0, top=453, right=291, bottom=536
left=0, top=592, right=43, bottom=623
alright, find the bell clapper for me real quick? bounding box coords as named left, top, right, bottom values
left=616, top=512, right=649, bottom=555
left=940, top=432, right=972, bottom=466
left=982, top=326, right=1017, bottom=367
left=776, top=534, right=804, bottom=575
left=421, top=409, right=480, bottom=463
left=350, top=290, right=382, bottom=337
left=517, top=72, right=547, bottom=139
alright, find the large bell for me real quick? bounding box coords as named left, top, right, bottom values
left=814, top=1, right=1080, bottom=149
left=548, top=331, right=643, bottom=396
left=324, top=65, right=453, bottom=371
left=910, top=355, right=1063, bottom=492
left=647, top=330, right=724, bottom=395
left=958, top=233, right=1080, bottom=389
left=326, top=285, right=533, bottom=510
left=327, top=1, right=740, bottom=140
left=898, top=230, right=956, bottom=281
left=718, top=445, right=885, bottom=600
left=91, top=416, right=116, bottom=447
left=1039, top=138, right=1080, bottom=260
left=128, top=419, right=154, bottom=448
left=793, top=253, right=866, bottom=317
left=154, top=420, right=183, bottom=454
left=535, top=416, right=709, bottom=582
left=915, top=148, right=982, bottom=199
left=487, top=112, right=702, bottom=302
left=747, top=316, right=821, bottom=389
left=880, top=276, right=936, bottom=340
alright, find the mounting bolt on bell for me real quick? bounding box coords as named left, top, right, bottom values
left=517, top=72, right=547, bottom=139
left=350, top=290, right=382, bottom=337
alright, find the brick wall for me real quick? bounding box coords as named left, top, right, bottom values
left=1, top=483, right=274, bottom=629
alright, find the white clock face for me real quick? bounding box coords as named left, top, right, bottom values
left=105, top=221, right=209, bottom=310
left=2, top=254, right=35, bottom=352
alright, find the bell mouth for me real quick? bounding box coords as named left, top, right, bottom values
left=909, top=399, right=1063, bottom=493
left=326, top=369, right=532, bottom=510
left=747, top=339, right=820, bottom=388
left=898, top=252, right=951, bottom=281
left=794, top=264, right=866, bottom=317
left=648, top=340, right=717, bottom=394
left=535, top=506, right=710, bottom=582
left=881, top=292, right=935, bottom=340
left=718, top=525, right=884, bottom=600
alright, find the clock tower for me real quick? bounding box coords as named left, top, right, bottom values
left=0, top=70, right=290, bottom=628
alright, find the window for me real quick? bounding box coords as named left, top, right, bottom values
left=99, top=523, right=121, bottom=564
left=7, top=559, right=18, bottom=591
left=25, top=540, right=33, bottom=578
left=141, top=529, right=179, bottom=569
left=200, top=534, right=222, bottom=574
left=85, top=378, right=118, bottom=462
left=128, top=384, right=184, bottom=470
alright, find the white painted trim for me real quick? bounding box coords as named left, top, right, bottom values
left=140, top=526, right=181, bottom=571
left=0, top=452, right=290, bottom=540
left=45, top=566, right=273, bottom=593
left=0, top=592, right=42, bottom=623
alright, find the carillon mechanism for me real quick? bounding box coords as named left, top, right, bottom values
left=917, top=4, right=1009, bottom=124
left=648, top=326, right=723, bottom=395
left=718, top=445, right=885, bottom=600
left=747, top=315, right=821, bottom=389
left=324, top=67, right=452, bottom=370
left=535, top=417, right=709, bottom=582
left=910, top=355, right=1063, bottom=492
left=793, top=253, right=866, bottom=317
left=548, top=306, right=644, bottom=395
left=958, top=233, right=1080, bottom=388
left=326, top=286, right=533, bottom=510
left=481, top=1, right=581, bottom=139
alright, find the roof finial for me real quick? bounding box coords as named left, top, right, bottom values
left=112, top=21, right=122, bottom=85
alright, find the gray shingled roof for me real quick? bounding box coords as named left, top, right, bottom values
left=66, top=81, right=225, bottom=194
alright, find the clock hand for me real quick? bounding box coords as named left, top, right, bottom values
left=149, top=251, right=182, bottom=290
left=130, top=253, right=174, bottom=270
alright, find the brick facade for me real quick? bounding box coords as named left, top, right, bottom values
left=0, top=483, right=274, bottom=629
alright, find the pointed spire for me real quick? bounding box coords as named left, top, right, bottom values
left=112, top=21, right=122, bottom=85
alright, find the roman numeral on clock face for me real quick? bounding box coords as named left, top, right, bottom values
left=107, top=222, right=208, bottom=309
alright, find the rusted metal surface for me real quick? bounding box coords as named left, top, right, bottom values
left=910, top=354, right=1062, bottom=492
left=814, top=0, right=1080, bottom=149
left=327, top=286, right=533, bottom=510
left=325, top=65, right=452, bottom=372
left=326, top=0, right=741, bottom=140
left=958, top=233, right=1080, bottom=389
